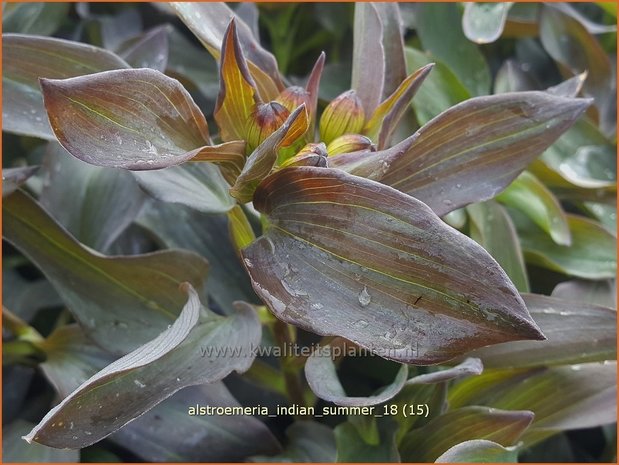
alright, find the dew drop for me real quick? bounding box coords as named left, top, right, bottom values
left=358, top=286, right=371, bottom=307
left=134, top=379, right=146, bottom=388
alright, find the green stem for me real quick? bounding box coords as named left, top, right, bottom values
left=272, top=319, right=306, bottom=408
left=2, top=306, right=43, bottom=344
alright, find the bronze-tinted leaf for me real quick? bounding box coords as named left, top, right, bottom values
left=188, top=140, right=246, bottom=185
left=242, top=167, right=544, bottom=365
left=117, top=26, right=169, bottom=72
left=364, top=64, right=434, bottom=149
left=214, top=19, right=261, bottom=143
left=24, top=285, right=261, bottom=449
left=40, top=68, right=211, bottom=170
left=2, top=33, right=129, bottom=140
left=465, top=294, right=616, bottom=369
left=304, top=348, right=408, bottom=406
left=400, top=406, right=533, bottom=462
left=230, top=105, right=307, bottom=203
left=3, top=190, right=209, bottom=354
left=330, top=92, right=591, bottom=216
left=374, top=3, right=407, bottom=99
left=171, top=2, right=282, bottom=100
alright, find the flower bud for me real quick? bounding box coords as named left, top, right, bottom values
left=326, top=134, right=374, bottom=156
left=276, top=86, right=310, bottom=113
left=319, top=90, right=365, bottom=144
left=280, top=143, right=328, bottom=168
left=246, top=101, right=289, bottom=152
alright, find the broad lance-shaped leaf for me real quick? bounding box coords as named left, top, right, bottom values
left=305, top=347, right=408, bottom=406
left=116, top=26, right=169, bottom=72
left=2, top=33, right=129, bottom=140
left=399, top=406, right=533, bottom=462
left=230, top=104, right=308, bottom=203
left=351, top=3, right=385, bottom=116
left=465, top=294, right=616, bottom=369
left=3, top=190, right=209, bottom=354
left=214, top=19, right=261, bottom=142
left=171, top=2, right=283, bottom=99
left=373, top=3, right=407, bottom=99
left=435, top=439, right=518, bottom=463
left=242, top=167, right=544, bottom=365
left=330, top=91, right=591, bottom=216
left=40, top=68, right=212, bottom=170
left=24, top=284, right=261, bottom=449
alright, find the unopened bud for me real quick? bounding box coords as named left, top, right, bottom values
left=246, top=101, right=289, bottom=152
left=280, top=143, right=328, bottom=168
left=319, top=90, right=365, bottom=144
left=326, top=134, right=374, bottom=156
left=276, top=86, right=310, bottom=113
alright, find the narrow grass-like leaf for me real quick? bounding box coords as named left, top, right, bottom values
left=330, top=92, right=591, bottom=216
left=230, top=105, right=307, bottom=203
left=435, top=439, right=518, bottom=463
left=2, top=166, right=38, bottom=197
left=242, top=167, right=544, bottom=365
left=40, top=68, right=212, bottom=169
left=171, top=2, right=283, bottom=99
left=40, top=143, right=146, bottom=252
left=466, top=294, right=616, bottom=369
left=305, top=350, right=408, bottom=406
left=3, top=190, right=209, bottom=354
left=467, top=201, right=530, bottom=293
left=112, top=384, right=281, bottom=461
left=133, top=163, right=235, bottom=214
left=250, top=421, right=335, bottom=462
left=24, top=285, right=261, bottom=449
left=214, top=19, right=261, bottom=142
left=400, top=406, right=533, bottom=462
left=351, top=3, right=385, bottom=116
left=117, top=26, right=169, bottom=72
left=514, top=211, right=617, bottom=279
left=2, top=33, right=128, bottom=140
left=364, top=64, right=434, bottom=149
left=449, top=362, right=617, bottom=446
left=463, top=3, right=514, bottom=44
left=497, top=171, right=571, bottom=246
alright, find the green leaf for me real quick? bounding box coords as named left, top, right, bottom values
left=24, top=285, right=261, bottom=449
left=514, top=211, right=617, bottom=279
left=3, top=3, right=69, bottom=36
left=40, top=68, right=213, bottom=170
left=496, top=171, right=571, bottom=246
left=230, top=104, right=308, bottom=203
left=540, top=5, right=615, bottom=137
left=400, top=406, right=533, bottom=462
left=242, top=167, right=543, bottom=365
left=351, top=3, right=385, bottom=116
left=136, top=200, right=257, bottom=311
left=171, top=2, right=282, bottom=100
left=2, top=33, right=128, bottom=140
left=117, top=26, right=169, bottom=72
left=40, top=143, right=146, bottom=252
left=435, top=439, right=518, bottom=463
left=449, top=362, right=617, bottom=446
left=2, top=166, right=38, bottom=197
left=330, top=92, right=590, bottom=216
left=3, top=420, right=79, bottom=463
left=111, top=384, right=281, bottom=461
left=493, top=59, right=537, bottom=94
left=133, top=163, right=235, bottom=214
left=39, top=324, right=115, bottom=399
left=250, top=421, right=335, bottom=462
left=467, top=201, right=530, bottom=292
left=466, top=294, right=616, bottom=369
left=404, top=47, right=470, bottom=125
left=415, top=3, right=491, bottom=96
left=552, top=279, right=616, bottom=309
left=305, top=350, right=408, bottom=406
left=3, top=190, right=209, bottom=354
left=335, top=419, right=400, bottom=462
left=462, top=3, right=514, bottom=44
